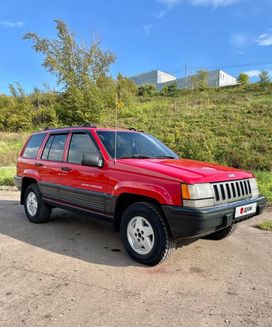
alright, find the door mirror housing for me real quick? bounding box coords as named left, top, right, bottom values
left=81, top=153, right=104, bottom=168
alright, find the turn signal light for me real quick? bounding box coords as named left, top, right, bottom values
left=181, top=184, right=191, bottom=199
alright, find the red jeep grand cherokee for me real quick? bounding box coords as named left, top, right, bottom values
left=14, top=125, right=266, bottom=265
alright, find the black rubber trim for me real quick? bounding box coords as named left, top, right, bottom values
left=42, top=197, right=114, bottom=223
left=38, top=182, right=117, bottom=215
left=162, top=196, right=266, bottom=240
left=38, top=182, right=60, bottom=200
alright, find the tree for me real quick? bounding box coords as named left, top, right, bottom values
left=190, top=70, right=208, bottom=90
left=237, top=73, right=249, bottom=86
left=258, top=71, right=270, bottom=87
left=23, top=20, right=116, bottom=90
left=115, top=74, right=137, bottom=107
left=8, top=82, right=25, bottom=99
left=197, top=70, right=208, bottom=90
left=161, top=82, right=179, bottom=96
left=24, top=20, right=117, bottom=124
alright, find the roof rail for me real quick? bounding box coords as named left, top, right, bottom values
left=43, top=123, right=97, bottom=131
left=128, top=127, right=144, bottom=132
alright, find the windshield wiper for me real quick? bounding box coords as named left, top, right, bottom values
left=119, top=155, right=152, bottom=159
left=154, top=155, right=176, bottom=159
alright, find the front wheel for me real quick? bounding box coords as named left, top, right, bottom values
left=24, top=184, right=52, bottom=223
left=120, top=202, right=176, bottom=266
left=204, top=224, right=237, bottom=240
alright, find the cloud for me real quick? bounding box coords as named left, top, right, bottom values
left=0, top=20, right=24, bottom=28
left=244, top=69, right=272, bottom=78
left=189, top=0, right=240, bottom=7
left=143, top=24, right=153, bottom=36
left=156, top=0, right=240, bottom=18
left=158, top=0, right=181, bottom=9
left=256, top=32, right=272, bottom=46
left=231, top=30, right=272, bottom=49
left=244, top=70, right=261, bottom=78
left=156, top=0, right=181, bottom=18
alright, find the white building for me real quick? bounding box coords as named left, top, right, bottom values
left=130, top=70, right=176, bottom=86
left=130, top=69, right=238, bottom=89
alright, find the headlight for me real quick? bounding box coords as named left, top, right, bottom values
left=181, top=183, right=214, bottom=208
left=249, top=178, right=259, bottom=198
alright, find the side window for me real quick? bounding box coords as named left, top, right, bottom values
left=41, top=135, right=54, bottom=160
left=68, top=133, right=98, bottom=164
left=41, top=134, right=67, bottom=161
left=23, top=133, right=46, bottom=159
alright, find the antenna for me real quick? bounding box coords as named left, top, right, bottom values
left=114, top=93, right=118, bottom=165
left=185, top=63, right=188, bottom=89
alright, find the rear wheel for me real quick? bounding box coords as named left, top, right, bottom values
left=121, top=202, right=176, bottom=266
left=204, top=224, right=237, bottom=240
left=24, top=184, right=51, bottom=223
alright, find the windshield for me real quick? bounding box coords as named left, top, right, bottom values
left=97, top=131, right=178, bottom=159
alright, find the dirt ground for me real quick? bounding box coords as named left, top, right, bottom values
left=0, top=190, right=271, bottom=327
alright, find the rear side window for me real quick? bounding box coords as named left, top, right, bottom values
left=68, top=133, right=98, bottom=164
left=41, top=134, right=67, bottom=162
left=23, top=134, right=46, bottom=159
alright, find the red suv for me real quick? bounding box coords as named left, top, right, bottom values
left=14, top=125, right=266, bottom=265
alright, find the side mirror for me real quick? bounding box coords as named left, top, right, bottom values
left=81, top=153, right=104, bottom=168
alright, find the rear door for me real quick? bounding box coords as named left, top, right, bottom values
left=60, top=131, right=109, bottom=215
left=18, top=133, right=47, bottom=178
left=37, top=133, right=68, bottom=202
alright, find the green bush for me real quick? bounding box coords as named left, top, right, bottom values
left=0, top=167, right=16, bottom=186
left=138, top=84, right=157, bottom=97
left=161, top=82, right=179, bottom=97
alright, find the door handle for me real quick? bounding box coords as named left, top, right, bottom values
left=35, top=162, right=44, bottom=167
left=61, top=167, right=72, bottom=172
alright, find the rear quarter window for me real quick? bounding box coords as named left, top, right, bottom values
left=22, top=133, right=46, bottom=159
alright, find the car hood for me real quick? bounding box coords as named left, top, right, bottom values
left=116, top=158, right=253, bottom=184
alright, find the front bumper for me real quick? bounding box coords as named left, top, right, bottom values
left=162, top=196, right=266, bottom=240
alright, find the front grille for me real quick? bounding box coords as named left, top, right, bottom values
left=212, top=179, right=252, bottom=204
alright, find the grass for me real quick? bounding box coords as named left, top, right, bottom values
left=0, top=132, right=29, bottom=167
left=0, top=166, right=16, bottom=186
left=258, top=220, right=272, bottom=232
left=254, top=171, right=272, bottom=205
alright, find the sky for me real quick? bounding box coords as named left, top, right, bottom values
left=0, top=0, right=272, bottom=93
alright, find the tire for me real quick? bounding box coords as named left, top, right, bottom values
left=204, top=224, right=237, bottom=240
left=24, top=183, right=52, bottom=223
left=120, top=202, right=176, bottom=266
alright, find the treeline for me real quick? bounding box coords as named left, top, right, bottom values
left=0, top=75, right=137, bottom=131
left=1, top=74, right=271, bottom=132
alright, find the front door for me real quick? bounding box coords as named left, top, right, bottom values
left=60, top=131, right=109, bottom=215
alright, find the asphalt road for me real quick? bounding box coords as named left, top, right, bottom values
left=0, top=191, right=271, bottom=327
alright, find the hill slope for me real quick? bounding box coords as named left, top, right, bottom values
left=114, top=85, right=272, bottom=171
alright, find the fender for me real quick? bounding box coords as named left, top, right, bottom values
left=23, top=169, right=41, bottom=181
left=112, top=181, right=178, bottom=205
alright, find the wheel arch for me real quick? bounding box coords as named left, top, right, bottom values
left=21, top=177, right=37, bottom=204
left=113, top=193, right=170, bottom=233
